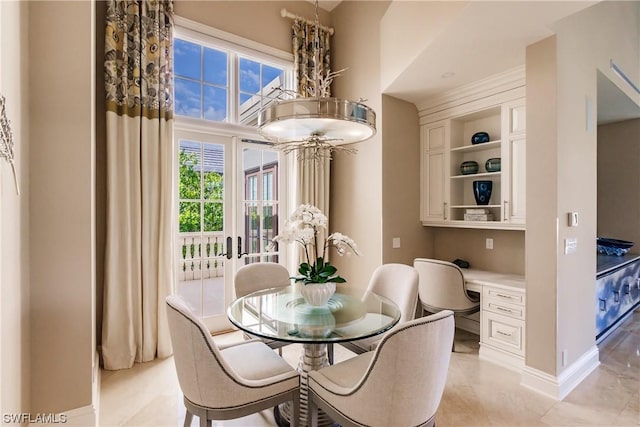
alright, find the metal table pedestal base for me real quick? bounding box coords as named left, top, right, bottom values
left=278, top=343, right=334, bottom=427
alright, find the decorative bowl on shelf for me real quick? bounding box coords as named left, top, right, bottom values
left=485, top=157, right=501, bottom=172
left=460, top=161, right=479, bottom=175
left=471, top=131, right=490, bottom=145
left=596, top=238, right=634, bottom=256
left=472, top=180, right=493, bottom=205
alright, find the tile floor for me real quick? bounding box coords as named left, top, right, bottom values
left=99, top=310, right=639, bottom=426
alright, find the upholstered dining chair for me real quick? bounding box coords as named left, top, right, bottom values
left=339, top=263, right=419, bottom=355
left=166, top=295, right=300, bottom=427
left=234, top=262, right=291, bottom=356
left=308, top=310, right=455, bottom=427
left=413, top=258, right=480, bottom=315
left=413, top=258, right=480, bottom=351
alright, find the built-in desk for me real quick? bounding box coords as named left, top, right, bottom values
left=461, top=268, right=526, bottom=371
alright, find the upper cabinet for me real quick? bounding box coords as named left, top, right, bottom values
left=420, top=87, right=526, bottom=230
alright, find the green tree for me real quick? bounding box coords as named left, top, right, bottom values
left=179, top=150, right=224, bottom=233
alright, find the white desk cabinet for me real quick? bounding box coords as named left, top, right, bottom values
left=464, top=269, right=526, bottom=371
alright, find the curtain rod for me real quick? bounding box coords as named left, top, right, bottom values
left=280, top=8, right=334, bottom=35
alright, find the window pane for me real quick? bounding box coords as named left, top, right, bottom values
left=179, top=141, right=202, bottom=199
left=174, top=39, right=201, bottom=80
left=239, top=92, right=261, bottom=126
left=262, top=203, right=277, bottom=253
left=246, top=175, right=257, bottom=201
left=262, top=65, right=284, bottom=90
left=203, top=47, right=227, bottom=86
left=239, top=58, right=260, bottom=94
left=263, top=150, right=278, bottom=167
left=203, top=143, right=224, bottom=200
left=179, top=202, right=201, bottom=232
left=175, top=78, right=202, bottom=118
left=262, top=172, right=272, bottom=201
left=244, top=202, right=259, bottom=254
left=204, top=202, right=223, bottom=232
left=203, top=85, right=227, bottom=121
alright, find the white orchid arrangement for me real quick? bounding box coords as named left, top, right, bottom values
left=268, top=204, right=360, bottom=284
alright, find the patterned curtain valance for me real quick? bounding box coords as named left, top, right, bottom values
left=292, top=19, right=331, bottom=98
left=105, top=0, right=174, bottom=120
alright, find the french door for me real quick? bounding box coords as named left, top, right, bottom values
left=175, top=129, right=286, bottom=332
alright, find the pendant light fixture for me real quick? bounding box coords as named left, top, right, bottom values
left=258, top=0, right=376, bottom=158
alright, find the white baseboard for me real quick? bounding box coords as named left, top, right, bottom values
left=479, top=343, right=525, bottom=372
left=521, top=345, right=600, bottom=400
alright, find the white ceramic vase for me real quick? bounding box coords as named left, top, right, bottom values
left=300, top=282, right=336, bottom=306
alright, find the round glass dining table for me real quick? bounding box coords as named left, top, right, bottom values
left=227, top=285, right=400, bottom=427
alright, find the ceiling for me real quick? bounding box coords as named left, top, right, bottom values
left=378, top=1, right=639, bottom=123
left=382, top=1, right=596, bottom=105
left=320, top=1, right=639, bottom=124
left=597, top=71, right=640, bottom=125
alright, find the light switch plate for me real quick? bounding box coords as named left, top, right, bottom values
left=565, top=238, right=578, bottom=254
left=392, top=237, right=401, bottom=249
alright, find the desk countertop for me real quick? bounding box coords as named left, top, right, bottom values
left=463, top=269, right=526, bottom=292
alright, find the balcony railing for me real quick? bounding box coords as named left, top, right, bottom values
left=177, top=231, right=226, bottom=282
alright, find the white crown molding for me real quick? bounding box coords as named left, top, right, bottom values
left=520, top=345, right=600, bottom=401
left=417, top=66, right=526, bottom=117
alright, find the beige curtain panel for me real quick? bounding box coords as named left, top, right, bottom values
left=102, top=0, right=175, bottom=370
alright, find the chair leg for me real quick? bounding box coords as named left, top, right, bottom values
left=183, top=411, right=193, bottom=427
left=327, top=343, right=334, bottom=365
left=308, top=393, right=318, bottom=427
left=199, top=415, right=211, bottom=427
left=291, top=390, right=300, bottom=427
left=278, top=347, right=283, bottom=356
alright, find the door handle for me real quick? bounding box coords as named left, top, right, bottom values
left=237, top=236, right=249, bottom=259
left=218, top=236, right=233, bottom=260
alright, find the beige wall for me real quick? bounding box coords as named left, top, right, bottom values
left=174, top=1, right=329, bottom=52
left=381, top=94, right=434, bottom=265
left=329, top=1, right=390, bottom=291
left=0, top=0, right=31, bottom=416
left=525, top=35, right=559, bottom=375
left=554, top=0, right=639, bottom=376
left=597, top=119, right=640, bottom=247
left=29, top=0, right=96, bottom=414
left=433, top=229, right=525, bottom=275
left=526, top=1, right=640, bottom=378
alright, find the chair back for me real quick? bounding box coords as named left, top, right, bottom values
left=165, top=295, right=243, bottom=408
left=363, top=263, right=419, bottom=323
left=338, top=311, right=454, bottom=426
left=234, top=262, right=290, bottom=298
left=414, top=258, right=478, bottom=314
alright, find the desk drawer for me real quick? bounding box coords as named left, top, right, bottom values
left=483, top=286, right=525, bottom=306
left=484, top=301, right=525, bottom=320
left=482, top=311, right=525, bottom=356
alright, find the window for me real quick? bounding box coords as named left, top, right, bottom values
left=173, top=28, right=293, bottom=126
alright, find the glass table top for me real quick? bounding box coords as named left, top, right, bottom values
left=227, top=286, right=401, bottom=344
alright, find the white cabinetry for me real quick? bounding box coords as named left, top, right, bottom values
left=420, top=121, right=448, bottom=221
left=419, top=90, right=526, bottom=230
left=479, top=283, right=526, bottom=370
